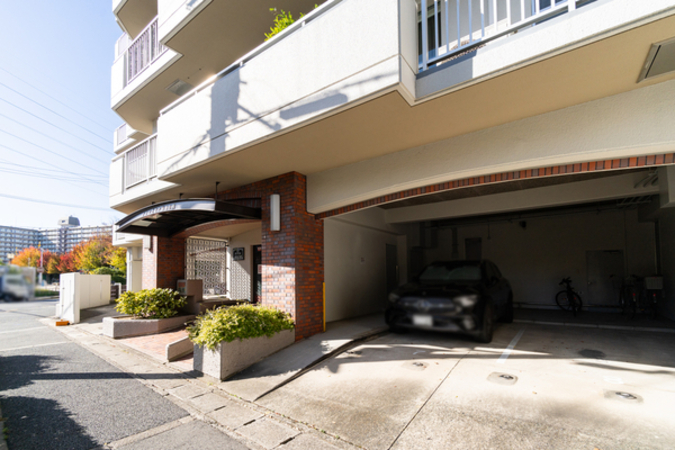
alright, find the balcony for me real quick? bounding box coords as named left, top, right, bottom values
left=417, top=0, right=594, bottom=71
left=109, top=0, right=675, bottom=215
left=114, top=123, right=150, bottom=154
left=111, top=16, right=180, bottom=134
left=110, top=135, right=177, bottom=209
left=113, top=0, right=158, bottom=39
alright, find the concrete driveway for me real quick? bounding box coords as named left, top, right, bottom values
left=258, top=322, right=675, bottom=450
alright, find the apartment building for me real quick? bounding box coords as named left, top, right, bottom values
left=0, top=217, right=112, bottom=263
left=110, top=0, right=675, bottom=340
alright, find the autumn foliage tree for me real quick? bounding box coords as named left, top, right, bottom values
left=10, top=235, right=126, bottom=283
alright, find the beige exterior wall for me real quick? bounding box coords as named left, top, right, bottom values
left=324, top=208, right=407, bottom=322
left=156, top=0, right=417, bottom=178
left=307, top=79, right=675, bottom=214
left=417, top=208, right=657, bottom=309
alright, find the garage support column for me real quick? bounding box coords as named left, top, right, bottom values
left=218, top=172, right=324, bottom=341
left=141, top=235, right=186, bottom=290
left=260, top=173, right=324, bottom=340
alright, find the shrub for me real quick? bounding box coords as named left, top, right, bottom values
left=35, top=288, right=57, bottom=298
left=115, top=288, right=186, bottom=319
left=91, top=266, right=126, bottom=284
left=188, top=305, right=294, bottom=350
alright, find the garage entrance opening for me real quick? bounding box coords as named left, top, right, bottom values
left=323, top=168, right=675, bottom=323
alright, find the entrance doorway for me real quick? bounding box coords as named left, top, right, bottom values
left=252, top=245, right=262, bottom=304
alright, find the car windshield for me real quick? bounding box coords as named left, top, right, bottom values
left=418, top=263, right=481, bottom=283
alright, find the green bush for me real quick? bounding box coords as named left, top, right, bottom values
left=115, top=288, right=186, bottom=319
left=91, top=266, right=126, bottom=284
left=188, top=305, right=294, bottom=350
left=35, top=288, right=57, bottom=298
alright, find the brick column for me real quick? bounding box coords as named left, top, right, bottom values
left=142, top=235, right=185, bottom=290
left=220, top=172, right=324, bottom=340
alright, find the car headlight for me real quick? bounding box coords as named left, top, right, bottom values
left=454, top=295, right=478, bottom=308
left=388, top=292, right=400, bottom=303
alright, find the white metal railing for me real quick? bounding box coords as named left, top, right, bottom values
left=419, top=0, right=589, bottom=70
left=115, top=123, right=128, bottom=146
left=123, top=135, right=157, bottom=189
left=125, top=17, right=165, bottom=85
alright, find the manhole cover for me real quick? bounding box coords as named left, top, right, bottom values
left=579, top=349, right=606, bottom=359
left=487, top=372, right=518, bottom=386
left=603, top=390, right=643, bottom=403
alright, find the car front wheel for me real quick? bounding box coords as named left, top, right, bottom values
left=476, top=304, right=494, bottom=343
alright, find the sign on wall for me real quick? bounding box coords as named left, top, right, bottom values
left=233, top=247, right=245, bottom=261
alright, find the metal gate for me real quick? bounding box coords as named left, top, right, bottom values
left=186, top=238, right=228, bottom=295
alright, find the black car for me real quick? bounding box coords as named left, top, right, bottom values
left=385, top=260, right=513, bottom=343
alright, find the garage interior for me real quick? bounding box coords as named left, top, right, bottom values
left=324, top=166, right=675, bottom=324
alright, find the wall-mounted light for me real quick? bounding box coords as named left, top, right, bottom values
left=270, top=194, right=281, bottom=231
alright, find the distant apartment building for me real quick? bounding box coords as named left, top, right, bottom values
left=0, top=216, right=112, bottom=264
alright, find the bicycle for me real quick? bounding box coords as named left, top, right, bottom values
left=556, top=277, right=582, bottom=317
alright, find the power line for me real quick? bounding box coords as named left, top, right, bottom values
left=0, top=66, right=113, bottom=133
left=0, top=159, right=107, bottom=179
left=0, top=144, right=109, bottom=196
left=0, top=81, right=110, bottom=144
left=0, top=111, right=109, bottom=165
left=0, top=129, right=107, bottom=176
left=0, top=167, right=108, bottom=185
left=0, top=97, right=111, bottom=155
left=0, top=193, right=113, bottom=212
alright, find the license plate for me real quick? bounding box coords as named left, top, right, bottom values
left=412, top=314, right=433, bottom=327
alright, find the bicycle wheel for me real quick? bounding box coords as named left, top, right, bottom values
left=572, top=292, right=582, bottom=316
left=555, top=290, right=572, bottom=311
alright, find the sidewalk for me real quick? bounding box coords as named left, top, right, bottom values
left=43, top=313, right=386, bottom=450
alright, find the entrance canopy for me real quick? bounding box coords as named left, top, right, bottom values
left=116, top=198, right=261, bottom=237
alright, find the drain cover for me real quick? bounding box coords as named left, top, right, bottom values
left=579, top=349, right=606, bottom=359
left=346, top=350, right=362, bottom=356
left=603, top=390, right=643, bottom=403
left=487, top=372, right=518, bottom=386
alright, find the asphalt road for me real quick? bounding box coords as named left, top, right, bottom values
left=0, top=299, right=190, bottom=449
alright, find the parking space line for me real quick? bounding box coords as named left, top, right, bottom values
left=497, top=328, right=525, bottom=364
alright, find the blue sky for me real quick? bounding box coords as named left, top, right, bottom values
left=0, top=1, right=123, bottom=229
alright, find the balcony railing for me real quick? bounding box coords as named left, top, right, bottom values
left=123, top=135, right=157, bottom=189
left=419, top=0, right=591, bottom=70
left=125, top=17, right=165, bottom=85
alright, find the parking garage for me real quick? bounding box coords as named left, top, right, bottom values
left=323, top=166, right=675, bottom=324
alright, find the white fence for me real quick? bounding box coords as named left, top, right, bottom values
left=419, top=0, right=590, bottom=70
left=123, top=135, right=157, bottom=189
left=126, top=17, right=165, bottom=85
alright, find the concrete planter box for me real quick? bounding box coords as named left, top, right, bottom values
left=102, top=315, right=195, bottom=339
left=193, top=329, right=295, bottom=380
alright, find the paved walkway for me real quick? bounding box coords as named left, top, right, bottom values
left=43, top=312, right=387, bottom=450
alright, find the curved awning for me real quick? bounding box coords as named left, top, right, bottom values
left=115, top=198, right=261, bottom=237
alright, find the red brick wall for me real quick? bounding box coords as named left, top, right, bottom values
left=218, top=172, right=324, bottom=340
left=142, top=236, right=186, bottom=290
left=140, top=172, right=324, bottom=340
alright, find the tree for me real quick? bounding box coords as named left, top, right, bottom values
left=56, top=252, right=77, bottom=273
left=11, top=247, right=42, bottom=268
left=72, top=235, right=127, bottom=283
left=46, top=254, right=61, bottom=275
